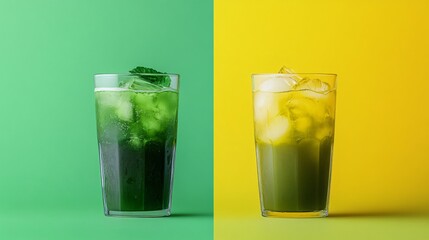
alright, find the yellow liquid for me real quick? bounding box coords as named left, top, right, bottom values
left=253, top=90, right=336, bottom=213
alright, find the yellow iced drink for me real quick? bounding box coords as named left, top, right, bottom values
left=252, top=73, right=337, bottom=217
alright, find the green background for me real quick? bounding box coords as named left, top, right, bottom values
left=0, top=0, right=213, bottom=239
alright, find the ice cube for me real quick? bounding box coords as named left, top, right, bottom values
left=315, top=117, right=334, bottom=140
left=278, top=66, right=292, bottom=74
left=278, top=66, right=301, bottom=76
left=96, top=91, right=121, bottom=107
left=253, top=92, right=279, bottom=123
left=294, top=78, right=330, bottom=93
left=120, top=78, right=163, bottom=91
left=258, top=76, right=296, bottom=92
left=288, top=95, right=327, bottom=123
left=134, top=92, right=159, bottom=118
left=157, top=92, right=178, bottom=122
left=142, top=117, right=162, bottom=137
left=261, top=116, right=290, bottom=144
left=278, top=66, right=303, bottom=82
left=293, top=116, right=313, bottom=135
left=96, top=91, right=134, bottom=122
left=157, top=91, right=178, bottom=110
left=115, top=99, right=133, bottom=122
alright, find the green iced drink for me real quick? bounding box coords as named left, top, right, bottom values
left=252, top=72, right=337, bottom=217
left=95, top=71, right=179, bottom=217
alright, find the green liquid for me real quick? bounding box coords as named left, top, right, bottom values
left=256, top=137, right=332, bottom=212
left=95, top=90, right=178, bottom=212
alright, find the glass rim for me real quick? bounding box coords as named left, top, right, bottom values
left=94, top=73, right=180, bottom=77
left=94, top=73, right=180, bottom=90
left=252, top=73, right=337, bottom=77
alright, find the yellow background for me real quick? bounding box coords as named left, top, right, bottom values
left=215, top=0, right=429, bottom=239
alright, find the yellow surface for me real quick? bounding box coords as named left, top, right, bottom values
left=215, top=214, right=429, bottom=240
left=214, top=0, right=429, bottom=227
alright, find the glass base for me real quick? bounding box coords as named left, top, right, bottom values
left=262, top=209, right=328, bottom=218
left=105, top=209, right=171, bottom=218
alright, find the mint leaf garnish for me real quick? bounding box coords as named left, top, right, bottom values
left=129, top=66, right=171, bottom=87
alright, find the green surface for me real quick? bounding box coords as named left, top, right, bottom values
left=0, top=0, right=213, bottom=239
left=0, top=210, right=212, bottom=240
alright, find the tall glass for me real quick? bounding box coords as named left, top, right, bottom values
left=252, top=73, right=337, bottom=217
left=94, top=73, right=179, bottom=217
